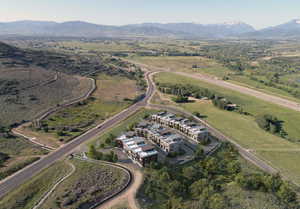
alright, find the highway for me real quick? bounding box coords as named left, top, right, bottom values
left=0, top=71, right=155, bottom=199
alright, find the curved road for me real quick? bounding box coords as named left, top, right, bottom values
left=127, top=59, right=300, bottom=112
left=0, top=71, right=155, bottom=199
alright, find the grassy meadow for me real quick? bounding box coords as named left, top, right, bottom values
left=0, top=136, right=48, bottom=181
left=0, top=161, right=71, bottom=209
left=154, top=72, right=300, bottom=185
left=35, top=74, right=141, bottom=144
left=131, top=55, right=300, bottom=103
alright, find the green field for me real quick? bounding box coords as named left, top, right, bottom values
left=131, top=55, right=300, bottom=103
left=0, top=161, right=71, bottom=209
left=38, top=74, right=141, bottom=143
left=154, top=72, right=300, bottom=185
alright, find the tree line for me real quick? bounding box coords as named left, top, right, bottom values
left=158, top=83, right=241, bottom=112
left=138, top=142, right=298, bottom=209
left=255, top=114, right=288, bottom=139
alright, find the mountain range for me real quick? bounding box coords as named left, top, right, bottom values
left=0, top=19, right=300, bottom=39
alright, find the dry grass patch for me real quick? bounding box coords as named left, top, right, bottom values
left=95, top=74, right=139, bottom=102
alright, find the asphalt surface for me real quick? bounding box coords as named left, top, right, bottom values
left=0, top=71, right=155, bottom=199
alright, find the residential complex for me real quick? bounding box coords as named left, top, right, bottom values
left=116, top=134, right=158, bottom=167
left=115, top=111, right=210, bottom=166
left=151, top=112, right=209, bottom=142
left=135, top=122, right=183, bottom=153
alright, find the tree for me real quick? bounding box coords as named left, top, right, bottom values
left=165, top=197, right=183, bottom=209
left=226, top=161, right=241, bottom=175
left=0, top=152, right=9, bottom=166
left=209, top=193, right=227, bottom=209
left=160, top=171, right=171, bottom=182
left=276, top=183, right=297, bottom=203
left=255, top=114, right=284, bottom=136
left=87, top=145, right=103, bottom=160
left=182, top=166, right=199, bottom=182
left=264, top=174, right=282, bottom=192
left=172, top=95, right=189, bottom=103
left=190, top=179, right=208, bottom=198
left=194, top=145, right=204, bottom=160
left=168, top=180, right=185, bottom=197
left=112, top=153, right=118, bottom=163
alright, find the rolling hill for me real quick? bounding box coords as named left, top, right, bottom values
left=0, top=42, right=95, bottom=126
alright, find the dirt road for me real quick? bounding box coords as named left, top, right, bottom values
left=175, top=72, right=300, bottom=112
left=126, top=58, right=300, bottom=112
left=100, top=165, right=143, bottom=209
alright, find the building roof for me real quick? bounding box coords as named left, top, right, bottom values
left=137, top=121, right=150, bottom=128
left=138, top=150, right=158, bottom=158
left=125, top=131, right=136, bottom=138
left=141, top=145, right=155, bottom=152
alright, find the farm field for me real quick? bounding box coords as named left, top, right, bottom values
left=0, top=136, right=48, bottom=181
left=154, top=72, right=300, bottom=185
left=55, top=40, right=135, bottom=53
left=131, top=56, right=227, bottom=75
left=35, top=74, right=142, bottom=144
left=0, top=161, right=71, bottom=209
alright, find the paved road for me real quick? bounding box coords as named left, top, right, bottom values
left=127, top=59, right=300, bottom=112
left=0, top=71, right=155, bottom=199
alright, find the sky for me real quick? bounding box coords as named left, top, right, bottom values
left=0, top=0, right=300, bottom=29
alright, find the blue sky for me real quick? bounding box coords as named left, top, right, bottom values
left=0, top=0, right=299, bottom=29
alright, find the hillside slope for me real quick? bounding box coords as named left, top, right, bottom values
left=0, top=42, right=96, bottom=126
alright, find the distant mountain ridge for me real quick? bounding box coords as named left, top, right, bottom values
left=0, top=20, right=255, bottom=38
left=0, top=19, right=300, bottom=39
left=126, top=22, right=255, bottom=38
left=243, top=19, right=300, bottom=38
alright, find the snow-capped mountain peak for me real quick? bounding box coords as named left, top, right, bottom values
left=221, top=21, right=244, bottom=25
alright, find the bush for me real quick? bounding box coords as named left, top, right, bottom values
left=172, top=95, right=189, bottom=103
left=255, top=114, right=286, bottom=137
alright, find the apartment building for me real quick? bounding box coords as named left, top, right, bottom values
left=151, top=112, right=209, bottom=142
left=135, top=122, right=183, bottom=153
left=115, top=134, right=158, bottom=167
